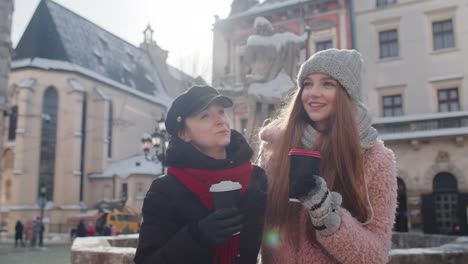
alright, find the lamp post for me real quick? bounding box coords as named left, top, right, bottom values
left=304, top=25, right=312, bottom=59
left=37, top=186, right=46, bottom=247
left=141, top=114, right=168, bottom=175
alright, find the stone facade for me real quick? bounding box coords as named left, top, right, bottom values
left=1, top=68, right=165, bottom=236
left=355, top=0, right=468, bottom=234
left=0, top=0, right=198, bottom=238
left=0, top=0, right=13, bottom=235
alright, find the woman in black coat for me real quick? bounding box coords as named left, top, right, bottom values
left=134, top=85, right=267, bottom=264
left=15, top=220, right=25, bottom=247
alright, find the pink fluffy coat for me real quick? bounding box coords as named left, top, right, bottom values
left=259, top=128, right=397, bottom=264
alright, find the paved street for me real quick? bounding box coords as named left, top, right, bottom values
left=0, top=244, right=71, bottom=264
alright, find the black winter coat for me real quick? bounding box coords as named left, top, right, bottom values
left=134, top=130, right=267, bottom=264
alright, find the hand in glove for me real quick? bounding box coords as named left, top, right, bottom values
left=197, top=208, right=243, bottom=245
left=300, top=176, right=343, bottom=236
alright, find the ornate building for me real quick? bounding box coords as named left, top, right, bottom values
left=0, top=0, right=201, bottom=236
left=0, top=0, right=13, bottom=235
left=212, top=0, right=353, bottom=143
left=355, top=0, right=468, bottom=235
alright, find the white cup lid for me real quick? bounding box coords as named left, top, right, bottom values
left=209, top=181, right=242, bottom=192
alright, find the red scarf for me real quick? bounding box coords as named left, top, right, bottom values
left=168, top=161, right=252, bottom=264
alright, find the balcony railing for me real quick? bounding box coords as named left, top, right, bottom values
left=373, top=111, right=468, bottom=141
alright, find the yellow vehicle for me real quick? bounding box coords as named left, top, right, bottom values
left=68, top=208, right=140, bottom=237
left=95, top=211, right=140, bottom=235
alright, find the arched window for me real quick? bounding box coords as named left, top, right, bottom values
left=38, top=87, right=58, bottom=200
left=433, top=172, right=458, bottom=192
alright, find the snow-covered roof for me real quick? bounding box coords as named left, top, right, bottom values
left=167, top=64, right=191, bottom=81
left=217, top=82, right=244, bottom=93
left=14, top=0, right=168, bottom=103
left=249, top=71, right=295, bottom=101
left=247, top=31, right=306, bottom=51
left=11, top=58, right=173, bottom=108
left=228, top=0, right=310, bottom=20
left=89, top=154, right=162, bottom=179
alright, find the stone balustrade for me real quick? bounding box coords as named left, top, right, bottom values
left=71, top=232, right=468, bottom=263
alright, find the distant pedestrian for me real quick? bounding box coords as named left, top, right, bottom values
left=86, top=223, right=96, bottom=236
left=30, top=217, right=41, bottom=247
left=110, top=224, right=116, bottom=236
left=38, top=220, right=45, bottom=247
left=102, top=224, right=111, bottom=236
left=76, top=219, right=87, bottom=237
left=14, top=220, right=25, bottom=247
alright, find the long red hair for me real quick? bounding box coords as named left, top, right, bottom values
left=260, top=80, right=369, bottom=238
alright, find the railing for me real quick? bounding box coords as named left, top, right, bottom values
left=373, top=111, right=468, bottom=141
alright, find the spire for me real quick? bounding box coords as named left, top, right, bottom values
left=143, top=24, right=154, bottom=44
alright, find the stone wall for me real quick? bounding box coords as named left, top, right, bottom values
left=71, top=233, right=468, bottom=264
left=392, top=232, right=457, bottom=249
left=70, top=235, right=138, bottom=264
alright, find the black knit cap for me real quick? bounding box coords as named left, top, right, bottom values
left=165, top=85, right=233, bottom=136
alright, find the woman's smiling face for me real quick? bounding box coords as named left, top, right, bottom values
left=301, top=73, right=339, bottom=130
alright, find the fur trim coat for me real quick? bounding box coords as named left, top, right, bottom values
left=259, top=128, right=397, bottom=264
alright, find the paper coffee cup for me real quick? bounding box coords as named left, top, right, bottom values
left=210, top=181, right=242, bottom=210
left=288, top=149, right=321, bottom=201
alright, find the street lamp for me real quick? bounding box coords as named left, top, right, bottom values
left=304, top=25, right=312, bottom=59
left=37, top=186, right=46, bottom=247
left=141, top=114, right=168, bottom=175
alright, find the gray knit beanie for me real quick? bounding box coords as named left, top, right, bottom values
left=297, top=49, right=362, bottom=102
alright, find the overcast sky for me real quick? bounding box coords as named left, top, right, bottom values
left=11, top=0, right=234, bottom=81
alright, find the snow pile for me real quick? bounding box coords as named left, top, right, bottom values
left=249, top=71, right=294, bottom=101
left=230, top=0, right=308, bottom=19
left=89, top=154, right=162, bottom=179
left=254, top=16, right=273, bottom=32
left=247, top=31, right=306, bottom=51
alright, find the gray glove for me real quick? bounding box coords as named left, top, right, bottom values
left=300, top=176, right=342, bottom=236
left=197, top=208, right=243, bottom=245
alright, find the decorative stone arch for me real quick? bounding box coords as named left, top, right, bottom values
left=396, top=168, right=410, bottom=185
left=423, top=162, right=464, bottom=192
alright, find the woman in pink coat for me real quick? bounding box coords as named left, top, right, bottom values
left=258, top=49, right=397, bottom=264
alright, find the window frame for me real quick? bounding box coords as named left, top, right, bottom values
left=432, top=19, right=454, bottom=51
left=315, top=40, right=333, bottom=52
left=376, top=0, right=397, bottom=8
left=379, top=29, right=399, bottom=59
left=382, top=94, right=403, bottom=117
left=437, top=87, right=459, bottom=112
